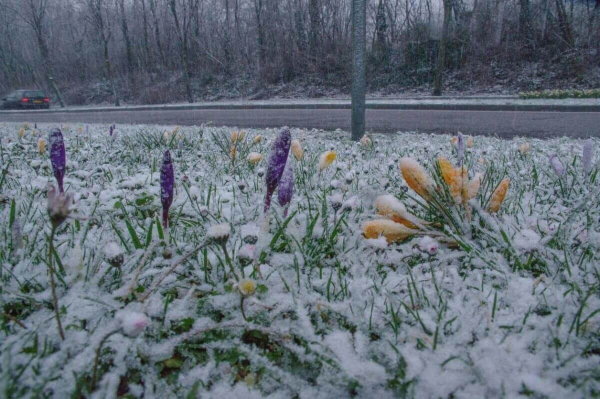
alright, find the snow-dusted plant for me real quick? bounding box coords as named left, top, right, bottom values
left=49, top=128, right=66, bottom=192
left=583, top=139, right=594, bottom=175
left=277, top=163, right=294, bottom=216
left=264, top=127, right=291, bottom=212
left=160, top=150, right=174, bottom=230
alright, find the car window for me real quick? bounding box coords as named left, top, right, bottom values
left=25, top=91, right=44, bottom=97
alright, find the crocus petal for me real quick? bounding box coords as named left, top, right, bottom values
left=399, top=157, right=434, bottom=202
left=265, top=128, right=291, bottom=212
left=373, top=194, right=427, bottom=229
left=363, top=219, right=418, bottom=243
left=49, top=128, right=66, bottom=193
left=488, top=178, right=510, bottom=213
left=160, top=150, right=175, bottom=228
left=277, top=163, right=294, bottom=215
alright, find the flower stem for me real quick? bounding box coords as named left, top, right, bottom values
left=48, top=226, right=65, bottom=341
left=221, top=243, right=239, bottom=281
left=240, top=296, right=248, bottom=321
left=91, top=330, right=119, bottom=391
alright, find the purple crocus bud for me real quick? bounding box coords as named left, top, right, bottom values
left=457, top=132, right=465, bottom=165
left=277, top=163, right=294, bottom=216
left=583, top=139, right=594, bottom=175
left=549, top=153, right=565, bottom=177
left=160, top=150, right=174, bottom=229
left=49, top=128, right=66, bottom=192
left=109, top=125, right=114, bottom=136
left=264, top=128, right=291, bottom=212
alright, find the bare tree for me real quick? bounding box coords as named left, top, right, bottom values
left=433, top=0, right=452, bottom=96
left=0, top=0, right=597, bottom=106
left=86, top=0, right=120, bottom=106
left=6, top=0, right=66, bottom=106
left=168, top=0, right=196, bottom=103
left=117, top=0, right=135, bottom=75
left=352, top=0, right=366, bottom=141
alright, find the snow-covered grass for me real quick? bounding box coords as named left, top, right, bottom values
left=1, top=122, right=599, bottom=398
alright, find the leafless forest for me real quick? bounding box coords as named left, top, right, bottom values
left=1, top=0, right=599, bottom=106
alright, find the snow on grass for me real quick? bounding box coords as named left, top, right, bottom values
left=0, top=122, right=599, bottom=398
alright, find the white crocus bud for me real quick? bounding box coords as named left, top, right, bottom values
left=207, top=223, right=231, bottom=245
left=116, top=311, right=150, bottom=337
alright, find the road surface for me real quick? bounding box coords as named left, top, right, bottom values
left=1, top=107, right=598, bottom=138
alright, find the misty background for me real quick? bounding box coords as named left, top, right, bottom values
left=0, top=0, right=598, bottom=106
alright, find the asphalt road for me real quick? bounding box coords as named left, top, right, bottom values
left=1, top=108, right=598, bottom=138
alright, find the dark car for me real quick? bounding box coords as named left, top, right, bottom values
left=1, top=90, right=50, bottom=109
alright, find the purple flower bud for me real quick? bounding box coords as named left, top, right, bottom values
left=110, top=124, right=114, bottom=136
left=49, top=128, right=66, bottom=192
left=583, top=139, right=594, bottom=175
left=277, top=163, right=294, bottom=216
left=549, top=153, right=565, bottom=177
left=160, top=150, right=175, bottom=228
left=264, top=128, right=291, bottom=212
left=457, top=132, right=465, bottom=165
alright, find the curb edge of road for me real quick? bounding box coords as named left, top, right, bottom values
left=2, top=103, right=600, bottom=114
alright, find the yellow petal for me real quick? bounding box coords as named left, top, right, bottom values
left=363, top=219, right=418, bottom=243
left=38, top=138, right=46, bottom=154
left=253, top=135, right=263, bottom=144
left=466, top=136, right=474, bottom=148
left=291, top=140, right=304, bottom=160
left=489, top=178, right=510, bottom=213
left=400, top=157, right=434, bottom=201
left=438, top=156, right=462, bottom=203
left=247, top=152, right=263, bottom=165
left=319, top=151, right=336, bottom=170
left=467, top=173, right=483, bottom=200
left=373, top=195, right=427, bottom=229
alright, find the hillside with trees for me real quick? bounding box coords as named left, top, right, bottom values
left=1, top=0, right=598, bottom=106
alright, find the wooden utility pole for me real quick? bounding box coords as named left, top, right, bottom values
left=351, top=0, right=366, bottom=141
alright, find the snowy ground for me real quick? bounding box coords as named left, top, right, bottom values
left=1, top=122, right=599, bottom=398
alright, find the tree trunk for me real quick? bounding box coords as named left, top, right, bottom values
left=555, top=0, right=574, bottom=47
left=149, top=0, right=166, bottom=66
left=433, top=0, right=451, bottom=96
left=104, top=38, right=120, bottom=107
left=29, top=1, right=65, bottom=107
left=38, top=38, right=65, bottom=108
left=224, top=0, right=232, bottom=73
left=118, top=0, right=135, bottom=75
left=169, top=0, right=194, bottom=103
left=255, top=0, right=266, bottom=82
left=351, top=0, right=366, bottom=141
left=140, top=0, right=151, bottom=70
left=309, top=0, right=319, bottom=63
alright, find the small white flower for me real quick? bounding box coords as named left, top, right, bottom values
left=418, top=236, right=439, bottom=255
left=208, top=223, right=231, bottom=244
left=104, top=242, right=124, bottom=267
left=116, top=311, right=150, bottom=337
left=238, top=279, right=256, bottom=296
